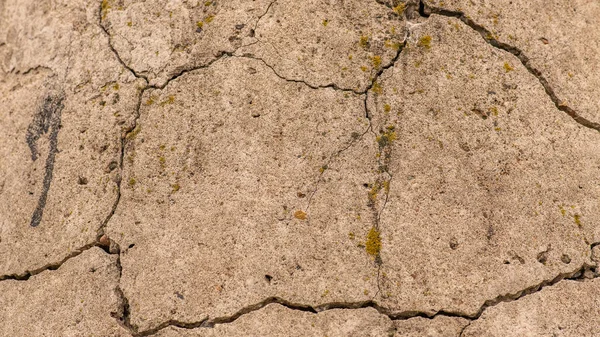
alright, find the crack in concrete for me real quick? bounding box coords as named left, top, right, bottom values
left=5, top=1, right=597, bottom=334
left=420, top=0, right=600, bottom=132
left=111, top=256, right=600, bottom=336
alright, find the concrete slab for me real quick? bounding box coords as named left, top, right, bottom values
left=2, top=0, right=600, bottom=335
left=423, top=0, right=600, bottom=126
left=0, top=247, right=128, bottom=337
left=369, top=13, right=600, bottom=317
left=0, top=0, right=145, bottom=277
left=463, top=279, right=600, bottom=336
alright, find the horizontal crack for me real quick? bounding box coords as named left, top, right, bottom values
left=420, top=0, right=600, bottom=132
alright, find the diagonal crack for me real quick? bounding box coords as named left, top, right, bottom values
left=420, top=0, right=600, bottom=132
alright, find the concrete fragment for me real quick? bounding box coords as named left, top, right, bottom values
left=106, top=56, right=382, bottom=330
left=237, top=0, right=409, bottom=91
left=101, top=0, right=273, bottom=86
left=463, top=279, right=600, bottom=336
left=394, top=316, right=470, bottom=337
left=0, top=248, right=129, bottom=337
left=368, top=14, right=600, bottom=317
left=423, top=0, right=600, bottom=124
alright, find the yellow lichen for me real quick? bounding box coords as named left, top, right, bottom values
left=348, top=232, right=355, bottom=240
left=172, top=183, right=180, bottom=193
left=294, top=210, right=307, bottom=220
left=393, top=3, right=406, bottom=15
left=371, top=55, right=382, bottom=69
left=383, top=104, right=391, bottom=113
left=503, top=62, right=514, bottom=72
left=128, top=178, right=136, bottom=186
left=365, top=227, right=382, bottom=257
left=372, top=81, right=383, bottom=95
left=196, top=21, right=204, bottom=29
left=204, top=15, right=215, bottom=23
left=101, top=0, right=111, bottom=20
left=360, top=66, right=368, bottom=72
left=322, top=19, right=329, bottom=26
left=418, top=35, right=432, bottom=49
left=127, top=21, right=132, bottom=27
left=359, top=35, right=369, bottom=48
left=574, top=214, right=582, bottom=227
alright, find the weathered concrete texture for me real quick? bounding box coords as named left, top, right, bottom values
left=156, top=305, right=395, bottom=337
left=0, top=0, right=144, bottom=277
left=101, top=0, right=273, bottom=87
left=463, top=279, right=600, bottom=336
left=394, top=316, right=469, bottom=337
left=105, top=55, right=387, bottom=331
left=0, top=248, right=128, bottom=337
left=368, top=15, right=600, bottom=316
left=237, top=0, right=409, bottom=91
left=423, top=0, right=600, bottom=125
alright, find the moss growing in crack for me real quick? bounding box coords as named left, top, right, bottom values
left=365, top=226, right=382, bottom=257
left=418, top=35, right=432, bottom=49
left=101, top=0, right=111, bottom=20
left=126, top=125, right=141, bottom=140
left=376, top=125, right=397, bottom=149
left=372, top=82, right=383, bottom=95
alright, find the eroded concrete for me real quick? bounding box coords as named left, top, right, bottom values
left=2, top=0, right=600, bottom=336
left=423, top=0, right=600, bottom=126
left=0, top=0, right=145, bottom=277
left=0, top=248, right=128, bottom=336
left=463, top=279, right=600, bottom=336
left=369, top=14, right=600, bottom=317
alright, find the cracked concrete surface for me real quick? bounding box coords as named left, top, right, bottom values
left=2, top=0, right=600, bottom=336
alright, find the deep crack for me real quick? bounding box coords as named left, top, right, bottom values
left=420, top=0, right=600, bottom=132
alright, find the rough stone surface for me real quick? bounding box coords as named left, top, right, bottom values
left=0, top=0, right=144, bottom=277
left=423, top=0, right=600, bottom=125
left=0, top=248, right=128, bottom=337
left=369, top=14, right=600, bottom=317
left=463, top=279, right=600, bottom=336
left=2, top=0, right=600, bottom=336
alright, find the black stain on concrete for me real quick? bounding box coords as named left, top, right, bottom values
left=25, top=93, right=65, bottom=227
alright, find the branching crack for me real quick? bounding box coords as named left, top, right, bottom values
left=420, top=0, right=600, bottom=132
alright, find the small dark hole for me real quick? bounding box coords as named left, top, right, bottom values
left=265, top=274, right=273, bottom=283
left=78, top=176, right=88, bottom=185
left=128, top=244, right=135, bottom=249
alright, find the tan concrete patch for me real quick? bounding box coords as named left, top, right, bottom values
left=155, top=304, right=394, bottom=337
left=0, top=247, right=128, bottom=337
left=238, top=0, right=409, bottom=91
left=0, top=0, right=144, bottom=277
left=368, top=14, right=600, bottom=316
left=423, top=0, right=600, bottom=125
left=101, top=0, right=273, bottom=87
left=106, top=56, right=384, bottom=331
left=394, top=316, right=469, bottom=337
left=463, top=279, right=600, bottom=336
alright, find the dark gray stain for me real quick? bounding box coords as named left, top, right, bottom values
left=25, top=93, right=64, bottom=227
